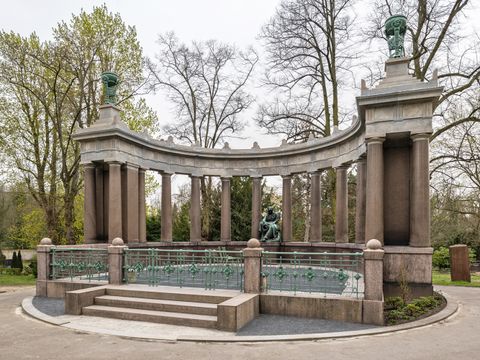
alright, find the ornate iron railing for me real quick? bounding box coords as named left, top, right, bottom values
left=261, top=251, right=364, bottom=297
left=50, top=248, right=108, bottom=282
left=123, top=248, right=244, bottom=290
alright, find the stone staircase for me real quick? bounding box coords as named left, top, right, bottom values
left=70, top=285, right=256, bottom=331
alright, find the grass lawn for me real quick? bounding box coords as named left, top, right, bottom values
left=0, top=274, right=36, bottom=286
left=432, top=269, right=480, bottom=287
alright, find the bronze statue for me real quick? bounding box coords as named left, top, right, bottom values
left=259, top=207, right=281, bottom=242
left=385, top=15, right=407, bottom=58
left=101, top=71, right=119, bottom=104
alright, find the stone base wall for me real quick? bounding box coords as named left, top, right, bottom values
left=260, top=293, right=383, bottom=325
left=36, top=280, right=108, bottom=298
left=383, top=246, right=433, bottom=298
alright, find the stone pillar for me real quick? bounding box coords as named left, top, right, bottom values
left=355, top=157, right=367, bottom=244
left=161, top=172, right=173, bottom=242
left=450, top=245, right=471, bottom=282
left=108, top=162, right=122, bottom=242
left=243, top=239, right=263, bottom=293
left=122, top=164, right=139, bottom=243
left=36, top=238, right=54, bottom=297
left=190, top=175, right=202, bottom=242
left=220, top=177, right=231, bottom=242
left=108, top=238, right=127, bottom=285
left=363, top=239, right=384, bottom=326
left=83, top=163, right=96, bottom=244
left=95, top=166, right=105, bottom=241
left=138, top=168, right=147, bottom=243
left=410, top=134, right=430, bottom=247
left=365, top=138, right=385, bottom=245
left=309, top=170, right=322, bottom=242
left=251, top=176, right=262, bottom=239
left=335, top=165, right=349, bottom=243
left=282, top=175, right=292, bottom=242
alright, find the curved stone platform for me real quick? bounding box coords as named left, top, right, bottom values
left=22, top=289, right=457, bottom=342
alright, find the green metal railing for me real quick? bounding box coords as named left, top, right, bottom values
left=123, top=248, right=244, bottom=290
left=50, top=248, right=108, bottom=282
left=261, top=251, right=364, bottom=297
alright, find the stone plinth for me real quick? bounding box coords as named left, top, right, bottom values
left=450, top=244, right=471, bottom=282
left=108, top=238, right=127, bottom=285
left=243, top=239, right=263, bottom=293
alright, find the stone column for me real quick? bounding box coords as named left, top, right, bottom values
left=161, top=172, right=173, bottom=242
left=363, top=239, right=384, bottom=325
left=84, top=163, right=96, bottom=244
left=36, top=238, right=54, bottom=297
left=108, top=162, right=122, bottom=242
left=220, top=177, right=231, bottom=242
left=108, top=238, right=127, bottom=285
left=243, top=239, right=263, bottom=293
left=309, top=170, right=322, bottom=242
left=335, top=165, right=349, bottom=243
left=138, top=168, right=147, bottom=243
left=95, top=166, right=105, bottom=241
left=251, top=176, right=262, bottom=239
left=122, top=164, right=139, bottom=243
left=410, top=134, right=430, bottom=247
left=282, top=175, right=292, bottom=242
left=355, top=157, right=367, bottom=244
left=365, top=138, right=385, bottom=245
left=190, top=175, right=202, bottom=242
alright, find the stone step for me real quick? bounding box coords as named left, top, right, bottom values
left=94, top=295, right=217, bottom=316
left=105, top=286, right=234, bottom=304
left=82, top=305, right=218, bottom=329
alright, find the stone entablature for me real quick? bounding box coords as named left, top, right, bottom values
left=73, top=109, right=364, bottom=177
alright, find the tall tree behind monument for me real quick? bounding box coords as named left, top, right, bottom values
left=0, top=5, right=157, bottom=244
left=147, top=33, right=258, bottom=240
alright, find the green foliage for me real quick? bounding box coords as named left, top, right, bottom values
left=146, top=208, right=161, bottom=242
left=432, top=247, right=450, bottom=270
left=385, top=294, right=443, bottom=325
left=172, top=201, right=190, bottom=241
left=28, top=255, right=37, bottom=278
left=0, top=5, right=157, bottom=245
left=17, top=250, right=23, bottom=271
left=0, top=273, right=36, bottom=286
left=0, top=267, right=22, bottom=275
left=11, top=251, right=17, bottom=268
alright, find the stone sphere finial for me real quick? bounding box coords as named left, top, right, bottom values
left=40, top=238, right=52, bottom=245
left=112, top=237, right=124, bottom=246
left=366, top=239, right=382, bottom=250
left=247, top=238, right=261, bottom=248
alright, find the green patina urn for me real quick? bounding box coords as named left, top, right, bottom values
left=101, top=71, right=119, bottom=104
left=384, top=15, right=407, bottom=58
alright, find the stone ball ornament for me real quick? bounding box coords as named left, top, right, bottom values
left=247, top=238, right=261, bottom=248
left=366, top=239, right=383, bottom=250
left=111, top=237, right=125, bottom=246
left=39, top=238, right=52, bottom=245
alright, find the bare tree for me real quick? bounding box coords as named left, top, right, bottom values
left=147, top=32, right=258, bottom=148
left=257, top=0, right=357, bottom=142
left=147, top=32, right=258, bottom=240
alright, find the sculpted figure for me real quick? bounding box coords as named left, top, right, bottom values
left=259, top=207, right=281, bottom=242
